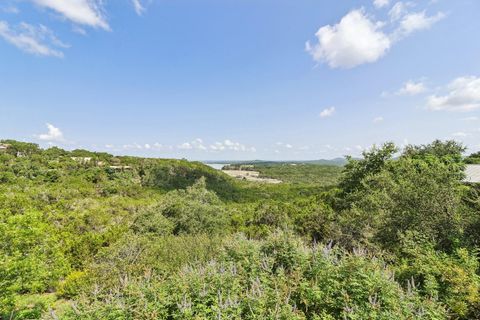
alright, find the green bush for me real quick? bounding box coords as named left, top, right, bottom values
left=65, top=233, right=448, bottom=319
left=150, top=178, right=230, bottom=235
left=395, top=237, right=480, bottom=318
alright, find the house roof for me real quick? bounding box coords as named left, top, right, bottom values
left=465, top=165, right=480, bottom=183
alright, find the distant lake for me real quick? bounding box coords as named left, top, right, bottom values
left=205, top=163, right=228, bottom=170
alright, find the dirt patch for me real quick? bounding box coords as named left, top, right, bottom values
left=222, top=170, right=282, bottom=184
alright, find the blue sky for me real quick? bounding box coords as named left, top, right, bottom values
left=1, top=0, right=479, bottom=160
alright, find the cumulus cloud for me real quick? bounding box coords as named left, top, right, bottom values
left=117, top=139, right=255, bottom=154
left=373, top=0, right=390, bottom=9
left=427, top=76, right=480, bottom=112
left=178, top=142, right=193, bottom=150
left=178, top=138, right=207, bottom=151
left=306, top=10, right=391, bottom=69
left=0, top=21, right=67, bottom=57
left=31, top=0, right=109, bottom=30
left=307, top=4, right=445, bottom=68
left=36, top=123, right=65, bottom=142
left=177, top=139, right=202, bottom=150
left=319, top=107, right=336, bottom=118
left=396, top=80, right=427, bottom=96
left=394, top=11, right=445, bottom=39
left=210, top=140, right=256, bottom=152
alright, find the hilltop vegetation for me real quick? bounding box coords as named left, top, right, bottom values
left=1, top=139, right=480, bottom=319
left=466, top=151, right=480, bottom=164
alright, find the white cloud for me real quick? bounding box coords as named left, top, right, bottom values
left=306, top=10, right=391, bottom=69
left=178, top=142, right=192, bottom=150
left=177, top=139, right=257, bottom=152
left=1, top=0, right=112, bottom=55
left=31, top=0, right=109, bottom=30
left=386, top=2, right=446, bottom=40
left=0, top=21, right=66, bottom=57
left=36, top=123, right=65, bottom=142
left=307, top=4, right=445, bottom=69
left=276, top=142, right=294, bottom=149
left=373, top=116, right=384, bottom=123
left=427, top=76, right=480, bottom=112
left=320, top=107, right=336, bottom=118
left=178, top=138, right=207, bottom=151
left=210, top=140, right=256, bottom=152
left=395, top=11, right=445, bottom=38
left=396, top=80, right=427, bottom=96
left=132, top=0, right=145, bottom=16
left=389, top=2, right=410, bottom=21
left=374, top=0, right=390, bottom=9
left=210, top=142, right=225, bottom=151
left=119, top=142, right=172, bottom=151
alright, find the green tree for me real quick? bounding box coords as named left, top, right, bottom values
left=139, top=178, right=230, bottom=235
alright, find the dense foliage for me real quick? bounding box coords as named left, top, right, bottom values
left=466, top=151, right=480, bottom=164
left=249, top=163, right=342, bottom=185
left=0, top=139, right=479, bottom=319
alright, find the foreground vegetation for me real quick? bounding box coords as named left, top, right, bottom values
left=1, top=139, right=480, bottom=319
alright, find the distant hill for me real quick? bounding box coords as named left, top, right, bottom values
left=204, top=158, right=348, bottom=167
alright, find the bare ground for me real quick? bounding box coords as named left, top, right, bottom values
left=222, top=170, right=282, bottom=184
